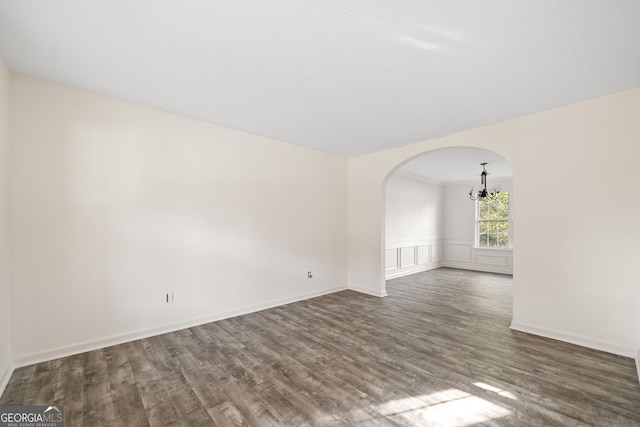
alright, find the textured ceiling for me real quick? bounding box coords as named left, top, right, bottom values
left=0, top=1, right=639, bottom=158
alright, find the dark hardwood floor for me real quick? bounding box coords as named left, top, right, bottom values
left=2, top=268, right=639, bottom=426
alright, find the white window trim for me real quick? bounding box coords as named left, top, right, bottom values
left=475, top=193, right=512, bottom=250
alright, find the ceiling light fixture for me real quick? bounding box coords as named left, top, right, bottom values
left=469, top=163, right=500, bottom=201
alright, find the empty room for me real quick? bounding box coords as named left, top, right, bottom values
left=0, top=1, right=639, bottom=426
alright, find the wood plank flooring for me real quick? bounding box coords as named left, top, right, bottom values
left=2, top=268, right=639, bottom=426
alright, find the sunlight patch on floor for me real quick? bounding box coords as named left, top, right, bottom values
left=377, top=388, right=511, bottom=426
left=473, top=382, right=518, bottom=400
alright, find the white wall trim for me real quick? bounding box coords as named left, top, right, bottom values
left=385, top=262, right=443, bottom=280
left=636, top=348, right=640, bottom=386
left=13, top=285, right=347, bottom=368
left=0, top=359, right=13, bottom=397
left=348, top=284, right=387, bottom=297
left=443, top=240, right=513, bottom=274
left=385, top=239, right=442, bottom=249
left=510, top=321, right=636, bottom=358
left=442, top=261, right=513, bottom=275
left=385, top=239, right=443, bottom=279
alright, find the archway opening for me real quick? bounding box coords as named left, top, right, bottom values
left=382, top=146, right=513, bottom=294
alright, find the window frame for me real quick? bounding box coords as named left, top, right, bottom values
left=475, top=192, right=512, bottom=250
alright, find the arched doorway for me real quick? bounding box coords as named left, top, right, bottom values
left=382, top=146, right=513, bottom=294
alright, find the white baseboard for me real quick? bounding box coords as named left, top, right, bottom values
left=13, top=285, right=347, bottom=368
left=385, top=262, right=443, bottom=280
left=442, top=261, right=512, bottom=275
left=0, top=359, right=13, bottom=397
left=636, top=349, right=640, bottom=386
left=348, top=284, right=387, bottom=297
left=510, top=321, right=636, bottom=358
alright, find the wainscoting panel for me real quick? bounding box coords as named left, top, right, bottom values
left=443, top=240, right=513, bottom=274
left=385, top=249, right=399, bottom=272
left=475, top=254, right=509, bottom=267
left=432, top=244, right=443, bottom=262
left=444, top=242, right=472, bottom=263
left=400, top=247, right=415, bottom=269
left=385, top=240, right=444, bottom=279
left=416, top=245, right=430, bottom=265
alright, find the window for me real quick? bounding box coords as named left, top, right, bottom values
left=477, top=192, right=510, bottom=249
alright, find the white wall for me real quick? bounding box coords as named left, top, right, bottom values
left=3, top=71, right=639, bottom=376
left=385, top=174, right=443, bottom=278
left=443, top=178, right=513, bottom=274
left=0, top=54, right=11, bottom=391
left=9, top=75, right=348, bottom=364
left=349, top=89, right=640, bottom=357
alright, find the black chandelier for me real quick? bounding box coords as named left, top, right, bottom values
left=469, top=163, right=500, bottom=201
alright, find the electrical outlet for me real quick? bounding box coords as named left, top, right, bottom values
left=308, top=271, right=313, bottom=278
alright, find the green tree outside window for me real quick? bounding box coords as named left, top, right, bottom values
left=477, top=192, right=509, bottom=248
